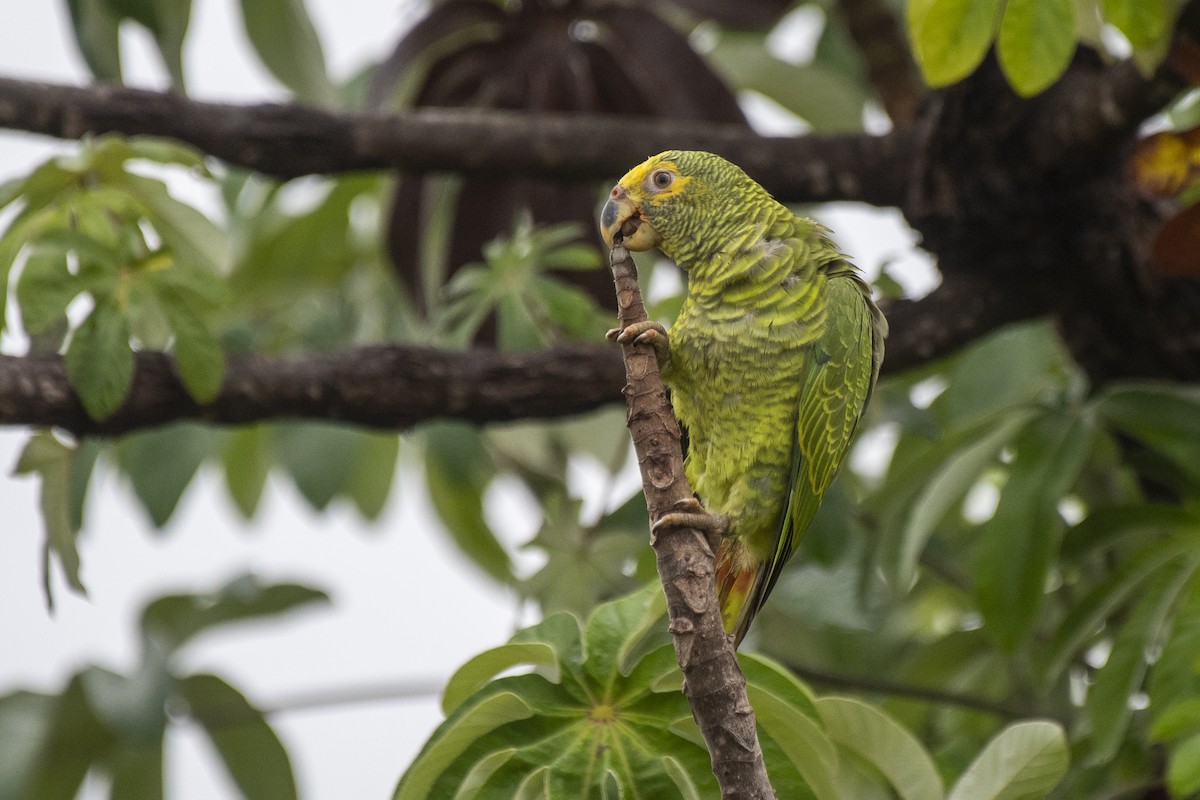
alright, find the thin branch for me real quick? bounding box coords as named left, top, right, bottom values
left=0, top=343, right=625, bottom=436
left=608, top=243, right=774, bottom=799
left=785, top=662, right=1046, bottom=721
left=0, top=76, right=918, bottom=207
left=260, top=678, right=445, bottom=716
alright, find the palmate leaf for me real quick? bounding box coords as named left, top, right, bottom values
left=396, top=585, right=850, bottom=799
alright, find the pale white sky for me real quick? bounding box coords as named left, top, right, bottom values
left=0, top=3, right=934, bottom=798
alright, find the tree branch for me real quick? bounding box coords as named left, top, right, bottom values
left=0, top=344, right=625, bottom=436
left=0, top=76, right=917, bottom=207
left=0, top=272, right=1057, bottom=436
left=877, top=272, right=1054, bottom=373
left=785, top=662, right=1046, bottom=721
left=608, top=243, right=774, bottom=799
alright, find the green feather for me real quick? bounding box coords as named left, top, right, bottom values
left=634, top=150, right=886, bottom=645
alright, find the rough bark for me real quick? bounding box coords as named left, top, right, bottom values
left=0, top=77, right=915, bottom=208
left=0, top=344, right=624, bottom=437
left=608, top=242, right=774, bottom=799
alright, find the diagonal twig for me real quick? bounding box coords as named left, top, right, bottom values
left=607, top=242, right=775, bottom=799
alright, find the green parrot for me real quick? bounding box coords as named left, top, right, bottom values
left=600, top=150, right=887, bottom=646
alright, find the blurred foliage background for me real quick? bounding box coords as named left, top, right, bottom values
left=3, top=0, right=1200, bottom=798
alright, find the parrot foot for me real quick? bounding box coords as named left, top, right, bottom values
left=606, top=320, right=670, bottom=367
left=651, top=497, right=727, bottom=553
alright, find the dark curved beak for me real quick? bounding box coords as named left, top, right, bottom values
left=600, top=185, right=636, bottom=247
left=599, top=184, right=660, bottom=250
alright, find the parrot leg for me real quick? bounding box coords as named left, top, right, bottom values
left=651, top=497, right=728, bottom=554
left=606, top=320, right=670, bottom=368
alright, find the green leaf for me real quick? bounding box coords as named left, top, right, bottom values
left=65, top=302, right=134, bottom=420
left=423, top=422, right=513, bottom=584
left=24, top=675, right=117, bottom=800
left=1152, top=698, right=1200, bottom=743
left=1167, top=732, right=1200, bottom=798
left=708, top=34, right=870, bottom=132
left=442, top=643, right=561, bottom=715
left=741, top=654, right=836, bottom=800
left=116, top=172, right=226, bottom=272
left=153, top=283, right=225, bottom=402
left=818, top=696, right=943, bottom=800
left=395, top=690, right=537, bottom=800
left=1043, top=532, right=1199, bottom=683
left=1096, top=383, right=1200, bottom=488
left=274, top=422, right=363, bottom=511
left=140, top=575, right=328, bottom=653
left=181, top=674, right=297, bottom=800
left=0, top=691, right=56, bottom=800
left=65, top=0, right=124, bottom=82
left=106, top=0, right=193, bottom=89
left=1101, top=0, right=1169, bottom=48
left=891, top=408, right=1038, bottom=589
left=109, top=741, right=165, bottom=800
left=346, top=432, right=400, bottom=521
left=18, top=236, right=113, bottom=334
left=1086, top=554, right=1200, bottom=761
left=14, top=432, right=89, bottom=601
left=236, top=0, right=338, bottom=105
left=222, top=425, right=273, bottom=518
left=908, top=0, right=1004, bottom=87
left=947, top=721, right=1068, bottom=800
left=974, top=412, right=1094, bottom=650
left=396, top=589, right=725, bottom=799
left=997, top=0, right=1076, bottom=97
left=114, top=422, right=213, bottom=527
left=935, top=321, right=1073, bottom=429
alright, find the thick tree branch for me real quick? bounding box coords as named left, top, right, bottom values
left=0, top=275, right=1054, bottom=436
left=0, top=344, right=625, bottom=437
left=608, top=243, right=774, bottom=799
left=877, top=272, right=1053, bottom=373
left=0, top=76, right=916, bottom=207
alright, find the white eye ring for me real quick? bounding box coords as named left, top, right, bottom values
left=647, top=169, right=674, bottom=191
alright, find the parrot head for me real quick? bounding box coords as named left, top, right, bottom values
left=599, top=150, right=772, bottom=265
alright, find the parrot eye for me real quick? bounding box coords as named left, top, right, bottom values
left=648, top=169, right=674, bottom=191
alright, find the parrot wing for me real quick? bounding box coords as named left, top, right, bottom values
left=728, top=273, right=882, bottom=643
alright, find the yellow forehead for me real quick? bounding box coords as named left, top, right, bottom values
left=620, top=155, right=693, bottom=200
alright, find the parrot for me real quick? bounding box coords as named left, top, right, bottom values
left=599, top=150, right=887, bottom=646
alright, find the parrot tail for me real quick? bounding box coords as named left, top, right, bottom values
left=715, top=539, right=763, bottom=646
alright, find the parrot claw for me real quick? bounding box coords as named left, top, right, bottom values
left=651, top=498, right=728, bottom=552
left=607, top=320, right=670, bottom=367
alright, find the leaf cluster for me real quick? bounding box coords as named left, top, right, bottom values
left=907, top=0, right=1182, bottom=96
left=753, top=320, right=1200, bottom=798
left=397, top=585, right=1069, bottom=800
left=0, top=576, right=326, bottom=800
